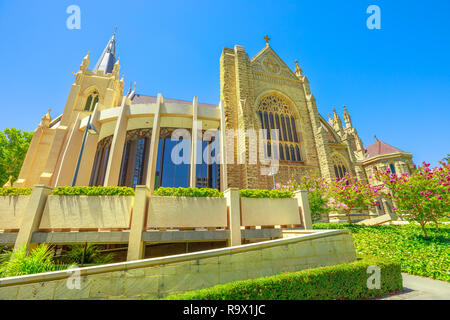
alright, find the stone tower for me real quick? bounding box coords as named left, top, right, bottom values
left=15, top=30, right=125, bottom=187
left=220, top=40, right=337, bottom=189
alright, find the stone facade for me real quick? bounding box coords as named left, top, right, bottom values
left=12, top=34, right=413, bottom=191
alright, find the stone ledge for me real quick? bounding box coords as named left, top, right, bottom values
left=0, top=229, right=351, bottom=288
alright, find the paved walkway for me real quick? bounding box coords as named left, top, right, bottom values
left=381, top=273, right=450, bottom=300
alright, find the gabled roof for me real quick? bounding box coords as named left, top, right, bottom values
left=250, top=44, right=298, bottom=80
left=364, top=139, right=404, bottom=159
left=130, top=94, right=217, bottom=108
left=93, top=30, right=117, bottom=74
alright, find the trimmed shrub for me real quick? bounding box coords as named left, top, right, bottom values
left=154, top=187, right=223, bottom=198
left=239, top=189, right=294, bottom=199
left=164, top=257, right=402, bottom=300
left=51, top=186, right=134, bottom=196
left=314, top=223, right=450, bottom=281
left=0, top=187, right=32, bottom=196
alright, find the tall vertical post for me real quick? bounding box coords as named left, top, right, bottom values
left=127, top=185, right=149, bottom=261
left=53, top=113, right=83, bottom=186
left=294, top=190, right=313, bottom=230
left=189, top=96, right=199, bottom=187
left=224, top=188, right=241, bottom=246
left=72, top=115, right=92, bottom=186
left=145, top=94, right=163, bottom=194
left=14, top=185, right=52, bottom=252
left=76, top=107, right=101, bottom=186
left=218, top=100, right=228, bottom=191
left=104, top=97, right=130, bottom=186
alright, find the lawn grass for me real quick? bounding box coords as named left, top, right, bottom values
left=313, top=223, right=449, bottom=282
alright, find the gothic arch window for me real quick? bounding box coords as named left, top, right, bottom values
left=257, top=94, right=303, bottom=163
left=389, top=163, right=396, bottom=174
left=84, top=91, right=99, bottom=112
left=90, top=136, right=112, bottom=186
left=195, top=132, right=220, bottom=189
left=117, top=129, right=152, bottom=188
left=332, top=154, right=349, bottom=180
left=295, top=145, right=301, bottom=161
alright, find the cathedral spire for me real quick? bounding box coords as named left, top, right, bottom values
left=333, top=108, right=344, bottom=136
left=93, top=28, right=117, bottom=74
left=343, top=105, right=352, bottom=128
left=295, top=60, right=303, bottom=78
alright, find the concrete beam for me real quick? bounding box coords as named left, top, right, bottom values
left=224, top=187, right=241, bottom=246
left=127, top=185, right=149, bottom=261
left=294, top=190, right=313, bottom=229
left=104, top=98, right=130, bottom=186
left=14, top=185, right=52, bottom=251
left=189, top=96, right=198, bottom=187
left=145, top=94, right=163, bottom=193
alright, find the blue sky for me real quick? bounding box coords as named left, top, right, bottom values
left=0, top=0, right=448, bottom=167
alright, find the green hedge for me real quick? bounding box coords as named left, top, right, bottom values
left=154, top=187, right=223, bottom=198
left=239, top=189, right=294, bottom=199
left=314, top=223, right=450, bottom=281
left=51, top=186, right=134, bottom=196
left=164, top=257, right=402, bottom=300
left=0, top=187, right=32, bottom=196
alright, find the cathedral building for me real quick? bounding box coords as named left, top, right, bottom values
left=14, top=31, right=413, bottom=191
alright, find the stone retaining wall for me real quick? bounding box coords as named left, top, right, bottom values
left=0, top=229, right=356, bottom=300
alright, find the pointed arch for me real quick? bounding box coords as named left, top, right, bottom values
left=331, top=152, right=350, bottom=180
left=255, top=91, right=304, bottom=163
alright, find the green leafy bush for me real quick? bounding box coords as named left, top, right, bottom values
left=0, top=245, right=67, bottom=277
left=51, top=186, right=134, bottom=196
left=239, top=189, right=294, bottom=199
left=154, top=187, right=223, bottom=198
left=277, top=171, right=329, bottom=221
left=0, top=187, right=32, bottom=196
left=164, top=257, right=402, bottom=300
left=62, top=244, right=115, bottom=266
left=314, top=223, right=450, bottom=281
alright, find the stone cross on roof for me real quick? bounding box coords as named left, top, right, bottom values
left=264, top=35, right=271, bottom=45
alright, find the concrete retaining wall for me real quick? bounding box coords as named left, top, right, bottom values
left=0, top=229, right=356, bottom=300
left=0, top=196, right=30, bottom=230
left=147, top=196, right=227, bottom=228
left=240, top=198, right=300, bottom=226
left=39, top=195, right=133, bottom=230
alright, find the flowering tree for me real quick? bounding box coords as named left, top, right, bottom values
left=374, top=161, right=450, bottom=237
left=326, top=173, right=383, bottom=223
left=277, top=171, right=329, bottom=222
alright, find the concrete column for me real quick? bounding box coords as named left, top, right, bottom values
left=294, top=190, right=313, bottom=230
left=14, top=126, right=44, bottom=187
left=219, top=100, right=228, bottom=191
left=76, top=133, right=100, bottom=186
left=127, top=185, right=149, bottom=261
left=75, top=105, right=102, bottom=186
left=53, top=114, right=83, bottom=186
left=104, top=98, right=130, bottom=186
left=224, top=188, right=241, bottom=246
left=189, top=96, right=198, bottom=187
left=14, top=185, right=52, bottom=252
left=145, top=94, right=163, bottom=193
